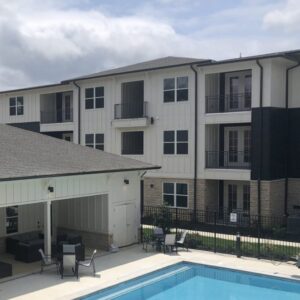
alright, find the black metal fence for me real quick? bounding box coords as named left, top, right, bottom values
left=206, top=93, right=251, bottom=113
left=114, top=101, right=148, bottom=119
left=141, top=205, right=300, bottom=261
left=206, top=151, right=251, bottom=169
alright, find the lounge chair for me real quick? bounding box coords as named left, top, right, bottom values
left=162, top=234, right=177, bottom=253
left=176, top=231, right=188, bottom=251
left=38, top=249, right=59, bottom=274
left=78, top=250, right=97, bottom=276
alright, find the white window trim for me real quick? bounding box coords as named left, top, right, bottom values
left=85, top=87, right=104, bottom=110
left=9, top=96, right=24, bottom=116
left=162, top=182, right=189, bottom=209
left=163, top=76, right=189, bottom=103
left=6, top=206, right=19, bottom=235
left=85, top=133, right=104, bottom=150
left=163, top=130, right=188, bottom=155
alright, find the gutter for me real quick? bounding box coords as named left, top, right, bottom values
left=255, top=60, right=263, bottom=217
left=73, top=81, right=81, bottom=144
left=190, top=64, right=198, bottom=218
left=284, top=61, right=300, bottom=216
left=0, top=166, right=161, bottom=182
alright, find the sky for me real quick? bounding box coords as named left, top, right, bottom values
left=0, top=0, right=299, bottom=90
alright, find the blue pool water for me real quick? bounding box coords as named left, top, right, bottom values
left=80, top=262, right=300, bottom=300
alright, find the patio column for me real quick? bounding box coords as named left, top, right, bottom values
left=44, top=200, right=52, bottom=259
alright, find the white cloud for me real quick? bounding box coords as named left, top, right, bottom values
left=0, top=0, right=299, bottom=90
left=263, top=0, right=300, bottom=31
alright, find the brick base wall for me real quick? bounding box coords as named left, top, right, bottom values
left=57, top=227, right=112, bottom=251
left=288, top=179, right=300, bottom=215
left=250, top=180, right=285, bottom=216
left=143, top=177, right=218, bottom=211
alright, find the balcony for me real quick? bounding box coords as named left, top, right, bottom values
left=114, top=102, right=148, bottom=119
left=41, top=109, right=73, bottom=124
left=112, top=102, right=149, bottom=128
left=206, top=151, right=251, bottom=169
left=206, top=93, right=251, bottom=114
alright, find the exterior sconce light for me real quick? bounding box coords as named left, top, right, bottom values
left=124, top=179, right=129, bottom=185
left=150, top=184, right=154, bottom=188
left=48, top=186, right=54, bottom=193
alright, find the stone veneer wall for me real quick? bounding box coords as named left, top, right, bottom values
left=250, top=179, right=285, bottom=216
left=288, top=179, right=300, bottom=215
left=143, top=177, right=218, bottom=211
left=57, top=227, right=113, bottom=251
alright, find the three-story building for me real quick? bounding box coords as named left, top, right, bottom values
left=1, top=50, right=300, bottom=220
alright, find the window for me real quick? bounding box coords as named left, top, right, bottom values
left=163, top=130, right=188, bottom=154
left=244, top=129, right=251, bottom=163
left=85, top=87, right=104, bottom=109
left=228, top=184, right=237, bottom=212
left=244, top=75, right=252, bottom=108
left=229, top=77, right=239, bottom=109
left=85, top=133, right=104, bottom=150
left=228, top=130, right=238, bottom=162
left=6, top=206, right=18, bottom=234
left=122, top=131, right=144, bottom=155
left=243, top=184, right=250, bottom=212
left=163, top=76, right=188, bottom=102
left=9, top=97, right=24, bottom=116
left=163, top=183, right=188, bottom=208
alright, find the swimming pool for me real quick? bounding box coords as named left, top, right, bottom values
left=80, top=262, right=300, bottom=300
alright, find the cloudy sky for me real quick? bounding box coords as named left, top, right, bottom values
left=0, top=0, right=299, bottom=90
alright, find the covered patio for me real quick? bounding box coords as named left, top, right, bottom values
left=0, top=124, right=159, bottom=279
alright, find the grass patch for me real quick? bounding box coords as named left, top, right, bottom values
left=142, top=228, right=300, bottom=261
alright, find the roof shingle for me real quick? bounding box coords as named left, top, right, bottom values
left=0, top=125, right=159, bottom=181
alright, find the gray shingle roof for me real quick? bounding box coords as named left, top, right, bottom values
left=62, top=56, right=210, bottom=82
left=0, top=124, right=159, bottom=181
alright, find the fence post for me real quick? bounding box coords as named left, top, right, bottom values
left=176, top=207, right=178, bottom=237
left=236, top=232, right=241, bottom=258
left=214, top=211, right=217, bottom=253
left=257, top=215, right=261, bottom=259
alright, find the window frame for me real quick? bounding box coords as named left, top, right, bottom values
left=121, top=131, right=144, bottom=155
left=85, top=87, right=105, bottom=110
left=163, top=130, right=188, bottom=155
left=9, top=96, right=24, bottom=116
left=85, top=133, right=104, bottom=150
left=6, top=206, right=18, bottom=235
left=162, top=182, right=189, bottom=209
left=163, top=76, right=188, bottom=103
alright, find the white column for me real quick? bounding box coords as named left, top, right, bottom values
left=44, top=201, right=52, bottom=258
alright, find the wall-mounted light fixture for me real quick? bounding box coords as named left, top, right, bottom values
left=48, top=186, right=54, bottom=193
left=150, top=184, right=154, bottom=188
left=124, top=179, right=130, bottom=185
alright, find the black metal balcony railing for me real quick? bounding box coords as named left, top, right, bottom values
left=114, top=101, right=147, bottom=119
left=206, top=150, right=251, bottom=169
left=40, top=109, right=73, bottom=124
left=206, top=93, right=252, bottom=113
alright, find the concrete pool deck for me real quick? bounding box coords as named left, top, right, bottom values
left=0, top=245, right=300, bottom=299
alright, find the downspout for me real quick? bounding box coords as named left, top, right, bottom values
left=284, top=61, right=300, bottom=216
left=255, top=60, right=263, bottom=217
left=190, top=64, right=198, bottom=218
left=73, top=81, right=81, bottom=145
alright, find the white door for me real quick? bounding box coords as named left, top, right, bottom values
left=224, top=181, right=250, bottom=213
left=62, top=93, right=72, bottom=122
left=113, top=203, right=137, bottom=247
left=224, top=127, right=251, bottom=168
left=225, top=72, right=252, bottom=111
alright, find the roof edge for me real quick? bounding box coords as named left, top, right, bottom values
left=0, top=165, right=161, bottom=182
left=62, top=59, right=213, bottom=84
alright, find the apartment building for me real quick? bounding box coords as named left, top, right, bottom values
left=0, top=50, right=300, bottom=220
